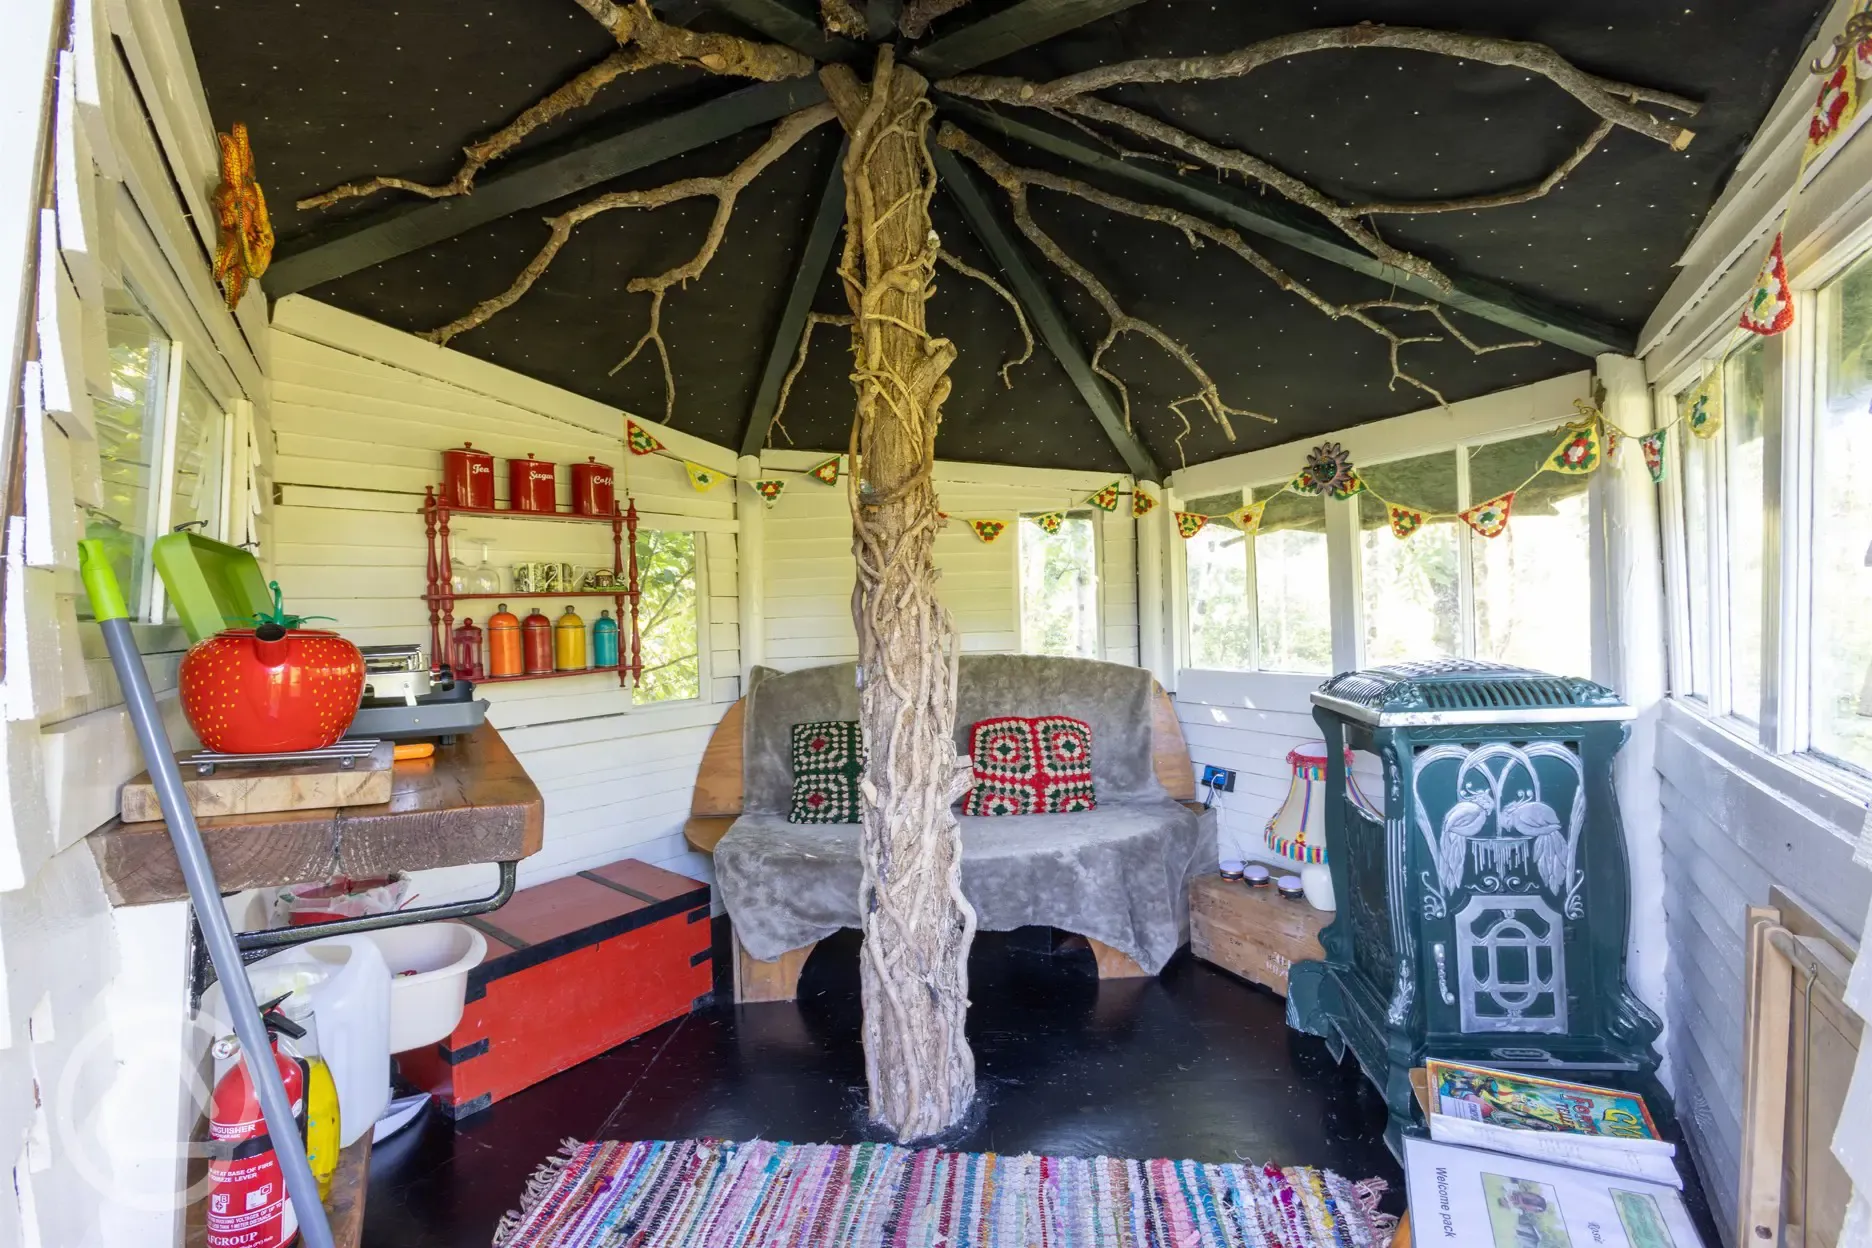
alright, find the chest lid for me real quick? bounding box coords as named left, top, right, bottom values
left=1312, top=658, right=1630, bottom=727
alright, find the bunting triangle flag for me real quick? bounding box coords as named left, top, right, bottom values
left=1131, top=488, right=1158, bottom=518
left=1030, top=512, right=1065, bottom=535
left=1683, top=373, right=1722, bottom=439
left=753, top=478, right=786, bottom=505
left=1329, top=470, right=1366, bottom=501
left=809, top=456, right=841, bottom=486
left=1175, top=511, right=1209, bottom=539
left=1738, top=232, right=1794, bottom=336
left=1459, top=491, right=1515, bottom=539
left=1604, top=426, right=1624, bottom=466
left=1639, top=432, right=1667, bottom=483
left=969, top=518, right=1007, bottom=543
left=684, top=460, right=722, bottom=492
left=1388, top=504, right=1426, bottom=540
left=626, top=420, right=664, bottom=456
left=1085, top=481, right=1122, bottom=512
left=1808, top=54, right=1860, bottom=164
left=1230, top=500, right=1267, bottom=535
left=1547, top=422, right=1603, bottom=475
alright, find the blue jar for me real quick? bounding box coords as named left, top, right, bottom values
left=592, top=609, right=620, bottom=668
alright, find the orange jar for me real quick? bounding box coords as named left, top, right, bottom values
left=486, top=604, right=522, bottom=678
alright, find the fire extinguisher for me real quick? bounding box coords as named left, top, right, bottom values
left=206, top=995, right=311, bottom=1248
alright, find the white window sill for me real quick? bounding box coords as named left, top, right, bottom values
left=1660, top=697, right=1872, bottom=849
left=1174, top=668, right=1329, bottom=709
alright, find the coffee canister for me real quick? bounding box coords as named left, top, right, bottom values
left=441, top=442, right=495, bottom=509
left=521, top=607, right=553, bottom=674
left=487, top=604, right=522, bottom=678
left=571, top=457, right=615, bottom=517
left=592, top=609, right=619, bottom=668
left=509, top=454, right=557, bottom=513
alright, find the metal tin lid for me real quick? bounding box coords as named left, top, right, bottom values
left=1311, top=658, right=1631, bottom=727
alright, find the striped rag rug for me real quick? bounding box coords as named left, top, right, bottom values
left=493, top=1138, right=1394, bottom=1247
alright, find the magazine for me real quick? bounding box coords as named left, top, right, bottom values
left=1403, top=1137, right=1704, bottom=1248
left=1423, top=1061, right=1679, bottom=1187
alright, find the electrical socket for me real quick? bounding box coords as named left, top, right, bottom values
left=1200, top=765, right=1236, bottom=793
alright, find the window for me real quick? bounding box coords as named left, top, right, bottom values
left=170, top=367, right=229, bottom=539
left=1724, top=338, right=1768, bottom=722
left=1183, top=485, right=1330, bottom=674
left=634, top=529, right=700, bottom=703
left=88, top=290, right=173, bottom=617
left=1019, top=510, right=1099, bottom=659
left=1359, top=451, right=1460, bottom=666
left=1468, top=431, right=1592, bottom=675
left=1810, top=250, right=1872, bottom=772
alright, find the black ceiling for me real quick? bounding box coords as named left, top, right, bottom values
left=179, top=0, right=1826, bottom=471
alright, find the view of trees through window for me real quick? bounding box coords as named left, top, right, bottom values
left=1359, top=451, right=1460, bottom=666
left=1019, top=510, right=1100, bottom=659
left=1812, top=249, right=1872, bottom=772
left=634, top=529, right=700, bottom=703
left=1182, top=486, right=1329, bottom=674
left=89, top=291, right=172, bottom=618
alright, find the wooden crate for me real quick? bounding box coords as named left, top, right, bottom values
left=396, top=859, right=712, bottom=1118
left=1188, top=873, right=1327, bottom=995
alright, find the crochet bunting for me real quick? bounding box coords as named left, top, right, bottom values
left=1809, top=58, right=1859, bottom=163
left=969, top=519, right=1007, bottom=543
left=753, top=478, right=786, bottom=504
left=1085, top=481, right=1121, bottom=512
left=1460, top=491, right=1515, bottom=539
left=626, top=420, right=663, bottom=455
left=1175, top=511, right=1209, bottom=539
left=809, top=456, right=841, bottom=485
left=1329, top=469, right=1366, bottom=500
left=1739, top=232, right=1794, bottom=337
left=1547, top=422, right=1602, bottom=475
left=1131, top=488, right=1157, bottom=518
left=1604, top=426, right=1624, bottom=466
left=684, top=460, right=721, bottom=492
left=1388, top=504, right=1426, bottom=540
left=1030, top=512, right=1065, bottom=535
left=1683, top=373, right=1722, bottom=439
left=1640, top=431, right=1667, bottom=483
left=1230, top=500, right=1267, bottom=536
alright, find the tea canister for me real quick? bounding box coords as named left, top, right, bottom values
left=449, top=616, right=485, bottom=681
left=486, top=604, right=523, bottom=678
left=554, top=605, right=587, bottom=671
left=441, top=442, right=495, bottom=509
left=509, top=454, right=557, bottom=513
left=520, top=607, right=554, bottom=674
left=592, top=609, right=620, bottom=668
left=571, top=457, right=615, bottom=517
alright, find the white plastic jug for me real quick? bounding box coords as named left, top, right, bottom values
left=204, top=934, right=392, bottom=1147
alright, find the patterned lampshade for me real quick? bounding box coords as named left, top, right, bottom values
left=1265, top=743, right=1378, bottom=910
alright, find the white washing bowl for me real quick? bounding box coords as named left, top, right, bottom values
left=363, top=922, right=487, bottom=1053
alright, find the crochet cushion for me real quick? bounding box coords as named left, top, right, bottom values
left=961, top=715, right=1097, bottom=816
left=788, top=720, right=863, bottom=824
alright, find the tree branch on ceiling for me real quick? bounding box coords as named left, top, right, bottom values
left=935, top=250, right=1032, bottom=386
left=297, top=1, right=814, bottom=210
left=1344, top=119, right=1616, bottom=217
left=938, top=123, right=1537, bottom=439
left=938, top=23, right=1698, bottom=292
left=820, top=0, right=868, bottom=37
left=769, top=310, right=855, bottom=444
left=419, top=103, right=838, bottom=422
left=900, top=0, right=972, bottom=39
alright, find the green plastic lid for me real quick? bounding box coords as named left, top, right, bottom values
left=151, top=532, right=275, bottom=643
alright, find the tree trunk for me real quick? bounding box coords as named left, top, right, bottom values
left=823, top=48, right=976, bottom=1141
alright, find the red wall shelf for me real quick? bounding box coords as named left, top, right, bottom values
left=474, top=668, right=622, bottom=685
left=449, top=591, right=626, bottom=601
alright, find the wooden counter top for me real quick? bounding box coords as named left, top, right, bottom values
left=88, top=723, right=544, bottom=906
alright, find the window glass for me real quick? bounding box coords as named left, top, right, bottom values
left=1184, top=489, right=1252, bottom=670
left=634, top=529, right=700, bottom=703
left=87, top=291, right=172, bottom=617
left=1811, top=251, right=1872, bottom=771
left=1358, top=451, right=1460, bottom=666
left=1019, top=510, right=1099, bottom=659
left=1724, top=338, right=1767, bottom=722
left=1255, top=484, right=1330, bottom=673
left=172, top=368, right=228, bottom=539
left=1677, top=414, right=1715, bottom=700
left=1467, top=431, right=1592, bottom=676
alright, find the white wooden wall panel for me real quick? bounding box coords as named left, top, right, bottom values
left=266, top=316, right=740, bottom=894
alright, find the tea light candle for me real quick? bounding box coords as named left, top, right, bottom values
left=1242, top=864, right=1271, bottom=887
left=1277, top=874, right=1305, bottom=900
left=1219, top=860, right=1245, bottom=881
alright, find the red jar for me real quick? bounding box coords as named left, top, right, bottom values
left=571, top=458, right=615, bottom=517
left=441, top=442, right=495, bottom=509
left=509, top=454, right=556, bottom=513
left=520, top=607, right=553, bottom=674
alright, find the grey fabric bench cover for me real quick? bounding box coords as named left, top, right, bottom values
left=713, top=655, right=1217, bottom=973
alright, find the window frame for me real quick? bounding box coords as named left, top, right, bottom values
left=1014, top=507, right=1103, bottom=661
left=628, top=524, right=709, bottom=709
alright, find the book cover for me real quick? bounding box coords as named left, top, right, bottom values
left=1426, top=1060, right=1663, bottom=1141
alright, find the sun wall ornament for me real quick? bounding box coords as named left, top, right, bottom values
left=627, top=420, right=664, bottom=455
left=1296, top=442, right=1355, bottom=497
left=1460, top=492, right=1516, bottom=538
left=210, top=123, right=273, bottom=310
left=1131, top=488, right=1157, bottom=518
left=1388, top=504, right=1426, bottom=540
left=1085, top=482, right=1121, bottom=512
left=969, top=518, right=1007, bottom=543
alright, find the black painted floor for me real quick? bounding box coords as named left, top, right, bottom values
left=359, top=925, right=1695, bottom=1247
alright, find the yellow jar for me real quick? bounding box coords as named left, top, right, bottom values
left=554, top=605, right=587, bottom=671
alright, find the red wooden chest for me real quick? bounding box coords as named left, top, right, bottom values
left=396, top=860, right=712, bottom=1118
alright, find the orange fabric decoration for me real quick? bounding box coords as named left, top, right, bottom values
left=212, top=123, right=274, bottom=309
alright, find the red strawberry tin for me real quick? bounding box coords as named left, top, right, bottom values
left=571, top=458, right=615, bottom=517
left=509, top=454, right=557, bottom=513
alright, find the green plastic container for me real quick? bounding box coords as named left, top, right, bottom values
left=150, top=532, right=274, bottom=643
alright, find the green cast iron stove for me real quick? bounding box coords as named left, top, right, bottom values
left=1288, top=659, right=1663, bottom=1144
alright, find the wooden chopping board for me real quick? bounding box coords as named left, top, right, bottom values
left=120, top=741, right=395, bottom=822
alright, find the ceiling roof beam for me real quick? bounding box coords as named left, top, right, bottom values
left=697, top=0, right=862, bottom=62
left=940, top=101, right=1633, bottom=358
left=866, top=0, right=901, bottom=40
left=742, top=142, right=848, bottom=457
left=910, top=0, right=1147, bottom=78
left=931, top=143, right=1161, bottom=482
left=265, top=76, right=830, bottom=297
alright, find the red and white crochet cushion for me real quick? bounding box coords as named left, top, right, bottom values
left=960, top=715, right=1097, bottom=816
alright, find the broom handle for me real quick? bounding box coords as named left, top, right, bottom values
left=79, top=541, right=337, bottom=1248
